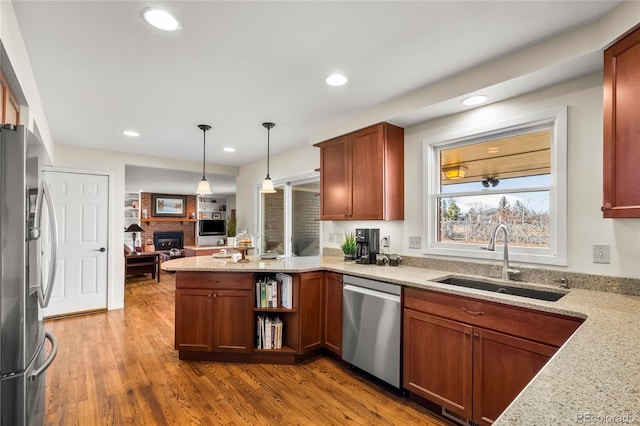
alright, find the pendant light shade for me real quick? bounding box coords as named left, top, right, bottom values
left=195, top=124, right=213, bottom=195
left=261, top=122, right=277, bottom=194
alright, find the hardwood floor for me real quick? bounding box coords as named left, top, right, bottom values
left=44, top=272, right=450, bottom=425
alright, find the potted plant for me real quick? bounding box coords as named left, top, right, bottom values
left=341, top=232, right=356, bottom=260
left=226, top=216, right=237, bottom=247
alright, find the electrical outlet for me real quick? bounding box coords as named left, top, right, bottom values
left=409, top=236, right=421, bottom=249
left=328, top=233, right=335, bottom=243
left=381, top=235, right=390, bottom=248
left=593, top=244, right=610, bottom=264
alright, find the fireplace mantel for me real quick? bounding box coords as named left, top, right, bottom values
left=141, top=218, right=197, bottom=224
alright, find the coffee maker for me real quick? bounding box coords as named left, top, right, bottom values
left=355, top=228, right=380, bottom=264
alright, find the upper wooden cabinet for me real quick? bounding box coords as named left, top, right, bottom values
left=315, top=122, right=404, bottom=221
left=603, top=25, right=640, bottom=218
left=0, top=70, right=20, bottom=126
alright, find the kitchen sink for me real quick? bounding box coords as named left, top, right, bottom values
left=434, top=276, right=567, bottom=301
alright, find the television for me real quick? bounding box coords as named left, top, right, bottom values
left=198, top=219, right=226, bottom=236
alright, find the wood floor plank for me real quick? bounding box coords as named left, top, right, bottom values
left=44, top=273, right=451, bottom=425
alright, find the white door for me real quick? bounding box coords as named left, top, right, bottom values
left=42, top=170, right=109, bottom=317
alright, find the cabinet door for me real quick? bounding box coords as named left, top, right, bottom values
left=319, top=136, right=350, bottom=220
left=403, top=309, right=473, bottom=419
left=350, top=125, right=385, bottom=220
left=175, top=289, right=213, bottom=352
left=212, top=289, right=253, bottom=353
left=299, top=272, right=324, bottom=354
left=603, top=26, right=640, bottom=217
left=472, top=328, right=555, bottom=425
left=323, top=272, right=343, bottom=355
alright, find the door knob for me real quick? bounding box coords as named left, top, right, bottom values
left=96, top=247, right=106, bottom=252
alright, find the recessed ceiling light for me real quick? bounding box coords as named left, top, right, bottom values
left=223, top=147, right=235, bottom=153
left=141, top=8, right=182, bottom=31
left=122, top=130, right=140, bottom=137
left=462, top=95, right=488, bottom=106
left=325, top=73, right=348, bottom=87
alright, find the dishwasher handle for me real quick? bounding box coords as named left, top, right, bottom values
left=343, top=284, right=401, bottom=303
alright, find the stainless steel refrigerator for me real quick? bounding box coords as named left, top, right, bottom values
left=0, top=124, right=59, bottom=425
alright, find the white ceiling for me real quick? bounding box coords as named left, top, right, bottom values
left=11, top=1, right=621, bottom=194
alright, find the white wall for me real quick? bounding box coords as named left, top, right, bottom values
left=54, top=144, right=239, bottom=310
left=0, top=1, right=54, bottom=160
left=408, top=73, right=624, bottom=274
left=235, top=144, right=319, bottom=236
left=315, top=73, right=640, bottom=279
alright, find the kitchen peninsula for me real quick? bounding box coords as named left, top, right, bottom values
left=161, top=255, right=640, bottom=425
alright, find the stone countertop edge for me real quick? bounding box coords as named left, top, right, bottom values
left=161, top=255, right=640, bottom=424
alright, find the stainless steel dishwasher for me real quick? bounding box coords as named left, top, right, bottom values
left=342, top=275, right=401, bottom=388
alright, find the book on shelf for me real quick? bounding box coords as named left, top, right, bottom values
left=277, top=273, right=293, bottom=309
left=255, top=277, right=282, bottom=308
left=256, top=314, right=283, bottom=350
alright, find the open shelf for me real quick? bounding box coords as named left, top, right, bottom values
left=253, top=307, right=298, bottom=313
left=253, top=345, right=296, bottom=354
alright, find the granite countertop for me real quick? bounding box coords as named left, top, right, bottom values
left=161, top=255, right=640, bottom=424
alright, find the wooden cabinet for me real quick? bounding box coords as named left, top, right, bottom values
left=323, top=272, right=343, bottom=355
left=404, top=309, right=473, bottom=417
left=315, top=122, right=404, bottom=221
left=298, top=272, right=324, bottom=353
left=0, top=70, right=20, bottom=125
left=472, top=328, right=555, bottom=425
left=175, top=272, right=253, bottom=356
left=403, top=288, right=582, bottom=425
left=603, top=25, right=640, bottom=218
left=175, top=271, right=326, bottom=364
left=175, top=289, right=213, bottom=352
left=212, top=289, right=253, bottom=353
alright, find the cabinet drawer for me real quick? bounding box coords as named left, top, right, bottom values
left=176, top=271, right=254, bottom=290
left=404, top=288, right=582, bottom=347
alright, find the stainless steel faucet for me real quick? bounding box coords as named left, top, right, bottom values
left=487, top=224, right=520, bottom=280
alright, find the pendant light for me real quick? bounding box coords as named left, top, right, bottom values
left=261, top=122, right=276, bottom=194
left=195, top=124, right=213, bottom=195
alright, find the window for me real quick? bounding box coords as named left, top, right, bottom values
left=423, top=107, right=567, bottom=266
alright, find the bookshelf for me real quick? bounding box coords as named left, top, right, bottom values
left=254, top=272, right=297, bottom=354
left=197, top=196, right=226, bottom=219
left=124, top=191, right=140, bottom=246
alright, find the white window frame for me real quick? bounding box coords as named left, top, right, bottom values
left=422, top=106, right=567, bottom=266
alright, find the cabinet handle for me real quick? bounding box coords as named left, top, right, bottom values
left=213, top=293, right=217, bottom=298
left=473, top=333, right=479, bottom=338
left=464, top=331, right=470, bottom=336
left=208, top=294, right=212, bottom=298
left=462, top=308, right=485, bottom=315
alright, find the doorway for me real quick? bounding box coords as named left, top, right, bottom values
left=259, top=175, right=320, bottom=257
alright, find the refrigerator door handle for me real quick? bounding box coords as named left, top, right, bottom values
left=28, top=332, right=58, bottom=382
left=35, top=181, right=59, bottom=308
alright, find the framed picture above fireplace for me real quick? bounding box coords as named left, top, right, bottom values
left=152, top=194, right=186, bottom=217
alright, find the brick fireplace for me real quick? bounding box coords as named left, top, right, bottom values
left=138, top=192, right=197, bottom=247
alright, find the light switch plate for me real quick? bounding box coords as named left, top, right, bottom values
left=593, top=244, right=610, bottom=264
left=409, top=236, right=421, bottom=249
